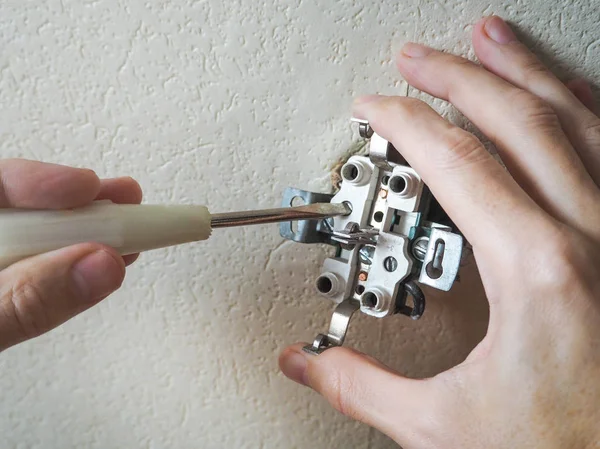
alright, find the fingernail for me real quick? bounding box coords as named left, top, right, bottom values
left=400, top=42, right=433, bottom=58
left=281, top=351, right=309, bottom=386
left=484, top=16, right=517, bottom=44
left=72, top=250, right=124, bottom=302
left=354, top=94, right=384, bottom=105
left=353, top=95, right=386, bottom=119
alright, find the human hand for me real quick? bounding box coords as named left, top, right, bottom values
left=0, top=160, right=142, bottom=352
left=280, top=16, right=600, bottom=448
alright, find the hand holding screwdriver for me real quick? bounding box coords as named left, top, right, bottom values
left=0, top=159, right=349, bottom=351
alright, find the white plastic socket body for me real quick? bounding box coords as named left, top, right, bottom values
left=319, top=254, right=359, bottom=304
left=386, top=166, right=423, bottom=215
left=360, top=231, right=412, bottom=318
left=319, top=152, right=419, bottom=318
left=389, top=172, right=417, bottom=199
left=361, top=287, right=388, bottom=312
left=316, top=272, right=343, bottom=298
left=332, top=156, right=380, bottom=231
left=341, top=159, right=372, bottom=186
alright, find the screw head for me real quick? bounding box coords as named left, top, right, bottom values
left=359, top=245, right=375, bottom=265
left=412, top=237, right=430, bottom=262
left=383, top=256, right=398, bottom=272
left=358, top=122, right=374, bottom=138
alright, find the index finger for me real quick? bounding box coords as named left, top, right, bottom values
left=353, top=95, right=548, bottom=254
left=0, top=159, right=101, bottom=209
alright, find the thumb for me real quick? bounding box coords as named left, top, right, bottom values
left=279, top=343, right=434, bottom=446
left=0, top=243, right=125, bottom=351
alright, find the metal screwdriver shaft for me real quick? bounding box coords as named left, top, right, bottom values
left=210, top=202, right=351, bottom=229
left=0, top=202, right=351, bottom=270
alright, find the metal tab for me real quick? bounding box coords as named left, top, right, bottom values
left=303, top=299, right=360, bottom=355
left=350, top=118, right=374, bottom=139
left=368, top=133, right=394, bottom=168
left=418, top=228, right=463, bottom=291
left=279, top=188, right=335, bottom=244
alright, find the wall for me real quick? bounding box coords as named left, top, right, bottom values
left=0, top=1, right=598, bottom=448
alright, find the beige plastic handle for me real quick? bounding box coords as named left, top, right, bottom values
left=0, top=201, right=212, bottom=269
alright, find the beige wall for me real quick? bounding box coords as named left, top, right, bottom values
left=0, top=1, right=598, bottom=447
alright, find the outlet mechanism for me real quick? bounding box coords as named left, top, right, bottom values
left=280, top=118, right=464, bottom=355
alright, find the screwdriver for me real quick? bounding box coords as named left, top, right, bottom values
left=0, top=201, right=351, bottom=270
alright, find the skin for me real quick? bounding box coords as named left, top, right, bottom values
left=279, top=16, right=600, bottom=448
left=0, top=162, right=142, bottom=351
left=0, top=15, right=598, bottom=448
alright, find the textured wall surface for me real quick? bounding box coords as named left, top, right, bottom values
left=1, top=1, right=598, bottom=448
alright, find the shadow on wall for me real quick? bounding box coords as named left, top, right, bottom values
left=377, top=259, right=489, bottom=379
left=511, top=20, right=600, bottom=97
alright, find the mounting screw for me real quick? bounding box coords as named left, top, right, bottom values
left=412, top=237, right=429, bottom=262
left=358, top=122, right=374, bottom=138
left=359, top=245, right=375, bottom=265
left=351, top=118, right=374, bottom=139
left=383, top=256, right=398, bottom=272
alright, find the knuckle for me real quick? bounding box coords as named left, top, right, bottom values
left=429, top=371, right=467, bottom=423
left=451, top=55, right=476, bottom=67
left=381, top=96, right=429, bottom=117
left=519, top=56, right=552, bottom=87
left=527, top=226, right=596, bottom=295
left=583, top=119, right=600, bottom=148
left=436, top=130, right=487, bottom=170
left=400, top=96, right=430, bottom=112
left=447, top=55, right=478, bottom=74
left=370, top=96, right=433, bottom=137
left=544, top=234, right=581, bottom=280
left=3, top=277, right=50, bottom=340
left=507, top=89, right=560, bottom=131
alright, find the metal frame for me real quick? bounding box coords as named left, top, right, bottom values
left=280, top=120, right=465, bottom=355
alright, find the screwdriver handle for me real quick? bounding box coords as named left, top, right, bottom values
left=0, top=201, right=212, bottom=270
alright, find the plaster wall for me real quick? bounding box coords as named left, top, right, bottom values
left=1, top=1, right=598, bottom=448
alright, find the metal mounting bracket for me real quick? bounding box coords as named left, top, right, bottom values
left=279, top=187, right=335, bottom=244
left=303, top=299, right=361, bottom=355
left=281, top=119, right=464, bottom=356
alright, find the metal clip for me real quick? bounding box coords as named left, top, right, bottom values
left=351, top=117, right=406, bottom=168
left=303, top=299, right=360, bottom=355
left=328, top=222, right=379, bottom=247
left=350, top=118, right=374, bottom=139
